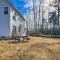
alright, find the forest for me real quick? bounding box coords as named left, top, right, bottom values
left=24, top=0, right=60, bottom=37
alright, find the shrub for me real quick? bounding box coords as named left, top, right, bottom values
left=28, top=30, right=40, bottom=36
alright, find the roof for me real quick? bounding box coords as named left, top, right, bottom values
left=3, top=0, right=25, bottom=21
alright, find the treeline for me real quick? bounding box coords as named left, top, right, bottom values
left=27, top=0, right=60, bottom=36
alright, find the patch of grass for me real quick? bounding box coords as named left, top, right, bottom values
left=0, top=37, right=60, bottom=60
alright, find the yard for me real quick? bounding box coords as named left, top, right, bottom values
left=0, top=36, right=60, bottom=60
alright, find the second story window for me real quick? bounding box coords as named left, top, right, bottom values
left=4, top=7, right=8, bottom=15
left=13, top=13, right=16, bottom=21
left=13, top=16, right=16, bottom=21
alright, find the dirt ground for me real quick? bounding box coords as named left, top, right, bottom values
left=0, top=36, right=60, bottom=60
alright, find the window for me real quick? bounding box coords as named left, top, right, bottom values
left=18, top=17, right=20, bottom=21
left=18, top=24, right=22, bottom=32
left=4, top=7, right=8, bottom=15
left=13, top=16, right=16, bottom=21
left=18, top=26, right=20, bottom=32
left=12, top=26, right=17, bottom=36
left=13, top=13, right=16, bottom=21
left=13, top=26, right=16, bottom=33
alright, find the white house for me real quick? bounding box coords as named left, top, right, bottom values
left=0, top=0, right=27, bottom=38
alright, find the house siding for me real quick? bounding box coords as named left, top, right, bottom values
left=0, top=1, right=10, bottom=37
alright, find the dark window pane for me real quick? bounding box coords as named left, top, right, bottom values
left=4, top=7, right=8, bottom=15
left=18, top=24, right=22, bottom=32
left=13, top=13, right=16, bottom=21
left=13, top=16, right=16, bottom=21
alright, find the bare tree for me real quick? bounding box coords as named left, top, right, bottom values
left=38, top=0, right=41, bottom=30
left=32, top=0, right=36, bottom=30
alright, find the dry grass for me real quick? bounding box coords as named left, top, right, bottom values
left=0, top=36, right=60, bottom=60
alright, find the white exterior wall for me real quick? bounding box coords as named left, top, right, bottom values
left=10, top=7, right=19, bottom=36
left=10, top=6, right=26, bottom=36
left=0, top=1, right=10, bottom=37
left=10, top=7, right=26, bottom=36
